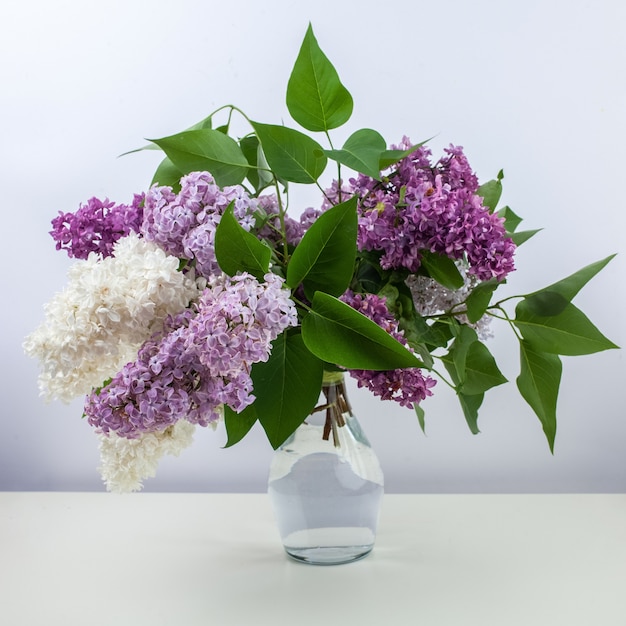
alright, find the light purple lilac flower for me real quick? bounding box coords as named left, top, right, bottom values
left=84, top=272, right=297, bottom=438
left=341, top=290, right=436, bottom=407
left=141, top=171, right=260, bottom=279
left=50, top=194, right=144, bottom=259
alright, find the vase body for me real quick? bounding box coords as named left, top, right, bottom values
left=268, top=372, right=384, bottom=565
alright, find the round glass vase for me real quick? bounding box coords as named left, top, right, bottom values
left=268, top=372, right=384, bottom=565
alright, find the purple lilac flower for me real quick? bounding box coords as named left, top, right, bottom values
left=298, top=206, right=322, bottom=232
left=84, top=311, right=197, bottom=438
left=340, top=291, right=436, bottom=407
left=141, top=171, right=261, bottom=279
left=140, top=185, right=191, bottom=258
left=84, top=272, right=297, bottom=438
left=351, top=140, right=516, bottom=281
left=50, top=194, right=144, bottom=259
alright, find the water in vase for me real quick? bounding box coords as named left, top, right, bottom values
left=268, top=423, right=384, bottom=565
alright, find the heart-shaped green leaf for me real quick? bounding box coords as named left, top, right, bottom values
left=286, top=24, right=353, bottom=132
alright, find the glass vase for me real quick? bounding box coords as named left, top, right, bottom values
left=268, top=372, right=384, bottom=565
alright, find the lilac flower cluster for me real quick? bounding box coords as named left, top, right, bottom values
left=98, top=421, right=196, bottom=493
left=141, top=171, right=260, bottom=279
left=50, top=194, right=144, bottom=259
left=24, top=232, right=199, bottom=402
left=341, top=290, right=436, bottom=407
left=84, top=272, right=297, bottom=438
left=351, top=140, right=516, bottom=281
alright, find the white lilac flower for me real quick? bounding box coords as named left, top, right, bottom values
left=97, top=420, right=196, bottom=493
left=24, top=232, right=200, bottom=402
left=406, top=263, right=494, bottom=340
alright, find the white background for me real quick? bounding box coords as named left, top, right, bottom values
left=2, top=0, right=624, bottom=493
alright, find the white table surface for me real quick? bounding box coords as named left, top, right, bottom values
left=1, top=492, right=625, bottom=626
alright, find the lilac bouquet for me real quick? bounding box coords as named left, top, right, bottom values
left=25, top=26, right=617, bottom=492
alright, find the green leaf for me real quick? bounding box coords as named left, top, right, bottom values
left=119, top=113, right=214, bottom=159
left=477, top=170, right=504, bottom=212
left=149, top=129, right=249, bottom=187
left=457, top=392, right=484, bottom=434
left=214, top=203, right=271, bottom=280
left=252, top=331, right=324, bottom=449
left=239, top=135, right=272, bottom=192
left=441, top=324, right=477, bottom=387
left=302, top=292, right=424, bottom=370
left=496, top=206, right=523, bottom=233
left=324, top=129, right=386, bottom=179
left=458, top=341, right=507, bottom=395
left=414, top=403, right=427, bottom=434
left=516, top=340, right=562, bottom=452
left=495, top=205, right=541, bottom=246
left=251, top=122, right=327, bottom=184
left=378, top=283, right=435, bottom=368
left=465, top=279, right=499, bottom=323
left=286, top=24, right=353, bottom=132
left=421, top=250, right=464, bottom=290
left=354, top=256, right=386, bottom=293
left=524, top=255, right=616, bottom=316
left=223, top=404, right=258, bottom=448
left=420, top=320, right=455, bottom=349
left=439, top=328, right=486, bottom=432
left=286, top=197, right=357, bottom=298
left=150, top=156, right=183, bottom=190
left=186, top=114, right=213, bottom=131
left=378, top=138, right=431, bottom=170
left=510, top=229, right=541, bottom=246
left=514, top=300, right=618, bottom=355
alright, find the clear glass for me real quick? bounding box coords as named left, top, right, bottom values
left=268, top=373, right=384, bottom=565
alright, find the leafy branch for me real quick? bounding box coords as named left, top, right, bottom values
left=138, top=23, right=618, bottom=452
